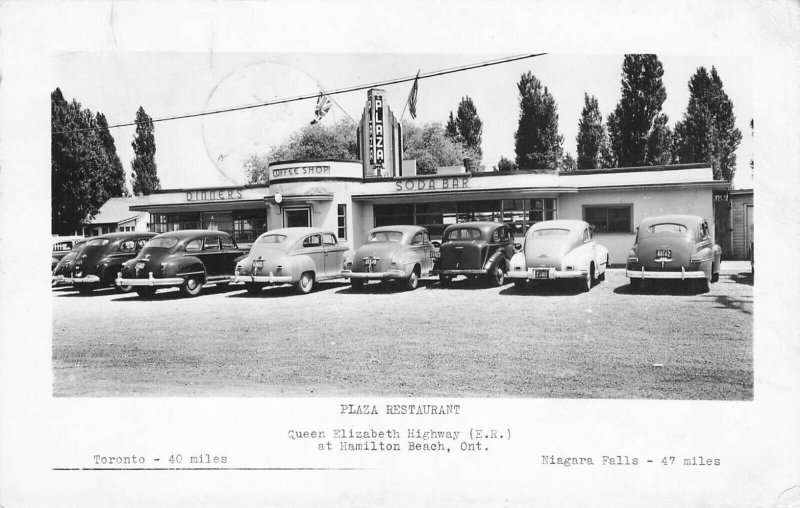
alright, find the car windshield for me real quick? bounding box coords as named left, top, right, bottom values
left=146, top=237, right=179, bottom=249
left=532, top=228, right=570, bottom=237
left=86, top=238, right=110, bottom=247
left=256, top=234, right=288, bottom=245
left=445, top=228, right=481, bottom=241
left=367, top=231, right=403, bottom=243
left=648, top=223, right=688, bottom=234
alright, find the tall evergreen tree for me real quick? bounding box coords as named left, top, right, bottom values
left=673, top=66, right=742, bottom=181
left=131, top=106, right=160, bottom=195
left=607, top=54, right=668, bottom=167
left=514, top=71, right=563, bottom=169
left=445, top=111, right=459, bottom=140
left=576, top=93, right=611, bottom=169
left=51, top=88, right=118, bottom=234
left=454, top=96, right=483, bottom=157
left=96, top=112, right=128, bottom=197
left=645, top=113, right=675, bottom=165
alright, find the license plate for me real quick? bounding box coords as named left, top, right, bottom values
left=253, top=260, right=264, bottom=269
left=535, top=269, right=550, bottom=279
left=135, top=261, right=146, bottom=269
left=364, top=258, right=378, bottom=266
left=656, top=249, right=672, bottom=258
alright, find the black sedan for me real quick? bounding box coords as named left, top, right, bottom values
left=435, top=221, right=518, bottom=287
left=117, top=230, right=245, bottom=298
left=62, top=232, right=156, bottom=294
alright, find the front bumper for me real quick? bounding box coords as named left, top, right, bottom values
left=626, top=267, right=706, bottom=280
left=506, top=267, right=587, bottom=280
left=52, top=274, right=68, bottom=286
left=233, top=273, right=293, bottom=284
left=116, top=273, right=185, bottom=287
left=70, top=275, right=101, bottom=284
left=342, top=269, right=407, bottom=280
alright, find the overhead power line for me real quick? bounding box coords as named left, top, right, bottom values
left=52, top=52, right=547, bottom=135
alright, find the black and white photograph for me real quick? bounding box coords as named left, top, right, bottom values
left=1, top=1, right=798, bottom=507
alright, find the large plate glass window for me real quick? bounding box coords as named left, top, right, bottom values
left=284, top=208, right=311, bottom=228
left=583, top=204, right=633, bottom=233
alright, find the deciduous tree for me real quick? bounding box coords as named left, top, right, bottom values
left=402, top=121, right=480, bottom=175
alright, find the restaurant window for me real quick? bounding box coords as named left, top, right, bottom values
left=337, top=204, right=347, bottom=240
left=528, top=199, right=557, bottom=224
left=233, top=209, right=267, bottom=244
left=583, top=204, right=632, bottom=233
left=415, top=202, right=457, bottom=239
left=150, top=212, right=201, bottom=233
left=374, top=203, right=413, bottom=227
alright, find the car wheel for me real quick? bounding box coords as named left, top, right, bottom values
left=135, top=287, right=156, bottom=298
left=514, top=280, right=526, bottom=291
left=295, top=272, right=314, bottom=295
left=696, top=277, right=711, bottom=293
left=404, top=270, right=419, bottom=291
left=439, top=274, right=451, bottom=287
left=115, top=283, right=133, bottom=294
left=490, top=266, right=505, bottom=287
left=630, top=278, right=642, bottom=292
left=581, top=265, right=594, bottom=292
left=711, top=272, right=719, bottom=283
left=350, top=279, right=364, bottom=290
left=598, top=259, right=607, bottom=282
left=180, top=276, right=203, bottom=297
left=244, top=282, right=263, bottom=295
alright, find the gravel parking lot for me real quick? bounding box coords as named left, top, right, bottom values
left=52, top=262, right=753, bottom=399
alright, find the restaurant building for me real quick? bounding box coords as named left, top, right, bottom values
left=128, top=88, right=729, bottom=264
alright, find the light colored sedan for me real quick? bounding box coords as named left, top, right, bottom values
left=342, top=225, right=437, bottom=291
left=233, top=227, right=349, bottom=295
left=507, top=220, right=609, bottom=291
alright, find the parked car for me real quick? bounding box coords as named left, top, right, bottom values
left=52, top=236, right=86, bottom=271
left=52, top=237, right=89, bottom=286
left=342, top=225, right=437, bottom=291
left=63, top=232, right=156, bottom=294
left=435, top=221, right=517, bottom=287
left=626, top=214, right=721, bottom=292
left=507, top=220, right=609, bottom=291
left=117, top=230, right=245, bottom=298
left=233, top=227, right=349, bottom=295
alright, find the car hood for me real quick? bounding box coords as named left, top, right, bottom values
left=525, top=238, right=572, bottom=269
left=351, top=243, right=405, bottom=273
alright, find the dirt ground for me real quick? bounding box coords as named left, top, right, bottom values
left=52, top=263, right=753, bottom=399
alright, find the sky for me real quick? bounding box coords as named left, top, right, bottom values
left=53, top=52, right=754, bottom=190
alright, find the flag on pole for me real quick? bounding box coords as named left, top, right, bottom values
left=406, top=70, right=420, bottom=119
left=310, top=93, right=332, bottom=124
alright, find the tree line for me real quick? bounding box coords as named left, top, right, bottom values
left=247, top=54, right=742, bottom=184
left=51, top=88, right=161, bottom=234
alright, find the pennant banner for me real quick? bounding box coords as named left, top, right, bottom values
left=310, top=93, right=332, bottom=124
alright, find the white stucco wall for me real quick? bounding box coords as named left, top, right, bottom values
left=559, top=187, right=715, bottom=264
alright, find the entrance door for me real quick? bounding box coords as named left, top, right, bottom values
left=284, top=208, right=311, bottom=228
left=745, top=204, right=754, bottom=260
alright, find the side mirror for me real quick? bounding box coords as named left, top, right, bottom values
left=514, top=243, right=522, bottom=250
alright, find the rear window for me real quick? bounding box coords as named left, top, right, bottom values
left=146, top=237, right=178, bottom=249
left=532, top=228, right=570, bottom=237
left=256, top=234, right=287, bottom=245
left=648, top=223, right=688, bottom=234
left=445, top=228, right=481, bottom=241
left=52, top=241, right=74, bottom=252
left=367, top=231, right=403, bottom=243
left=86, top=238, right=110, bottom=247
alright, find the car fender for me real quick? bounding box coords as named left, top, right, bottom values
left=393, top=249, right=420, bottom=276
left=289, top=255, right=317, bottom=281
left=562, top=247, right=590, bottom=272
left=509, top=251, right=526, bottom=271
left=172, top=256, right=207, bottom=282
left=485, top=250, right=507, bottom=271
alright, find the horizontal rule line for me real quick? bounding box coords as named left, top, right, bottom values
left=52, top=467, right=365, bottom=471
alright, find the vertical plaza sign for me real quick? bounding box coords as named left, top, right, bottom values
left=368, top=89, right=385, bottom=174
